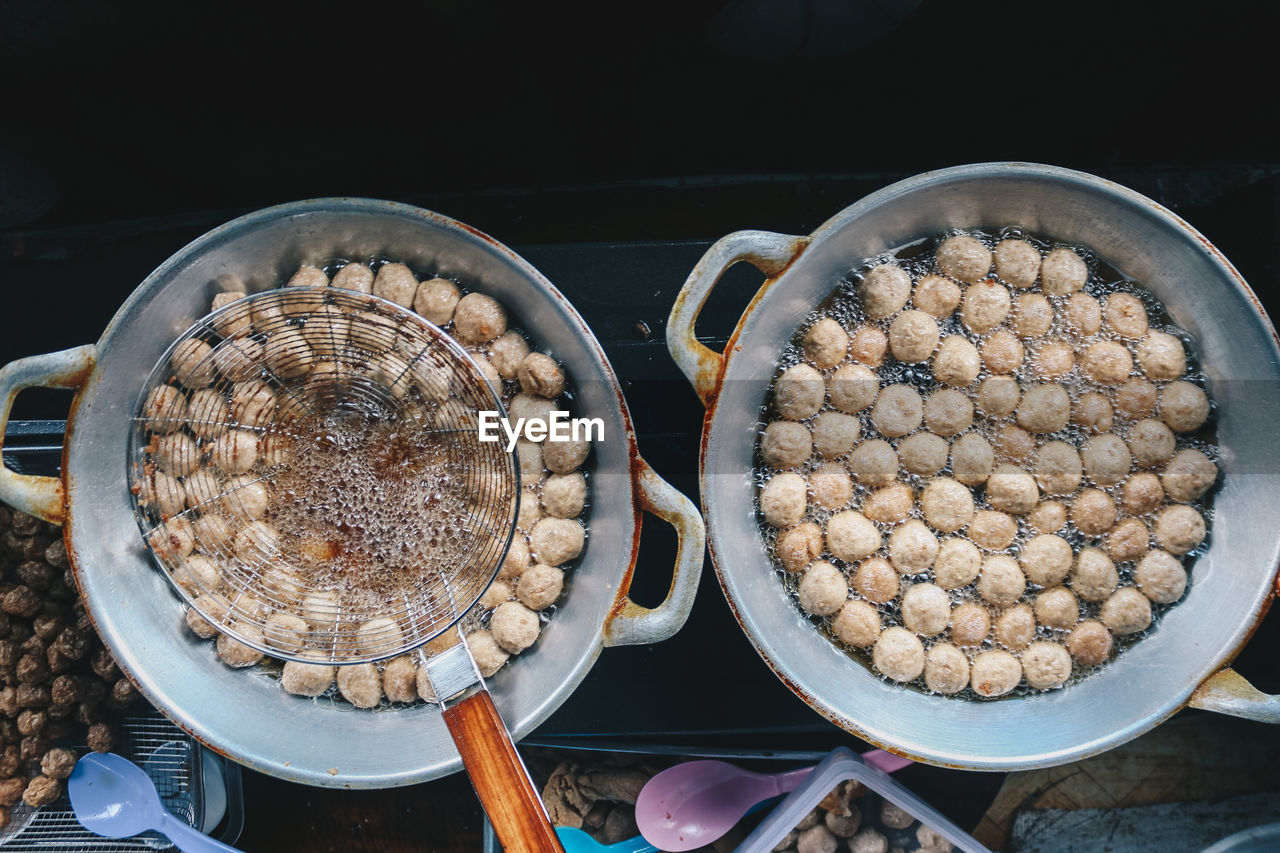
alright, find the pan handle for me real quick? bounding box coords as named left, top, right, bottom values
left=602, top=458, right=705, bottom=647
left=0, top=346, right=97, bottom=524
left=666, top=230, right=807, bottom=408
left=1188, top=667, right=1280, bottom=723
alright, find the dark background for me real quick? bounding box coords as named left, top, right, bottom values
left=2, top=2, right=1280, bottom=850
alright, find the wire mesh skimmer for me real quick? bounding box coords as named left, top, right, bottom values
left=127, top=287, right=564, bottom=852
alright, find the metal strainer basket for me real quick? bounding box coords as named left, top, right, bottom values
left=127, top=287, right=518, bottom=664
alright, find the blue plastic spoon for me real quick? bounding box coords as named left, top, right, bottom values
left=68, top=752, right=241, bottom=852
left=557, top=826, right=658, bottom=852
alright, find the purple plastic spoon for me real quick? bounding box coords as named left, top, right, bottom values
left=634, top=750, right=910, bottom=852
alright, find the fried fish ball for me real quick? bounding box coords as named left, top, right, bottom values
left=923, top=389, right=973, bottom=437
left=1071, top=489, right=1117, bottom=536
left=1064, top=293, right=1102, bottom=335
left=977, top=550, right=1018, bottom=604
left=981, top=329, right=1025, bottom=375
left=809, top=464, right=853, bottom=510
left=968, top=510, right=1016, bottom=551
left=1023, top=641, right=1073, bottom=690
left=961, top=281, right=1011, bottom=334
left=368, top=262, right=416, bottom=308
left=543, top=437, right=591, bottom=475
left=517, top=564, right=565, bottom=610
left=898, top=432, right=948, bottom=475
left=381, top=656, right=418, bottom=703
left=924, top=643, right=970, bottom=694
left=223, top=475, right=269, bottom=522
left=491, top=601, right=541, bottom=653
left=499, top=536, right=531, bottom=581
left=1082, top=341, right=1133, bottom=385
left=1073, top=392, right=1114, bottom=434
left=1081, top=433, right=1131, bottom=486
left=774, top=364, right=826, bottom=420
left=1100, top=587, right=1152, bottom=635
left=934, top=538, right=982, bottom=588
left=530, top=517, right=586, bottom=565
left=297, top=589, right=339, bottom=629
left=1021, top=534, right=1073, bottom=587
left=149, top=517, right=196, bottom=564
left=489, top=331, right=530, bottom=380
left=971, top=649, right=1022, bottom=697
left=889, top=310, right=940, bottom=363
left=863, top=483, right=913, bottom=523
left=357, top=617, right=406, bottom=657
left=849, top=326, right=889, bottom=367
left=409, top=277, right=459, bottom=326
left=1067, top=620, right=1113, bottom=666
left=888, top=520, right=939, bottom=574
left=172, top=554, right=221, bottom=595
left=872, top=627, right=925, bottom=683
left=1033, top=441, right=1082, bottom=495
left=1135, top=549, right=1188, bottom=603
left=515, top=439, right=543, bottom=481
left=1122, top=472, right=1165, bottom=515
left=977, top=376, right=1020, bottom=418
left=849, top=439, right=899, bottom=486
left=994, top=604, right=1035, bottom=650
left=192, top=514, right=235, bottom=554
left=849, top=829, right=889, bottom=853
left=1108, top=517, right=1151, bottom=563
left=950, top=433, right=995, bottom=486
left=1093, top=290, right=1145, bottom=338
left=154, top=432, right=200, bottom=478
left=210, top=429, right=259, bottom=475
left=812, top=412, right=860, bottom=458
left=777, top=522, right=824, bottom=573
left=517, top=353, right=566, bottom=400
left=211, top=290, right=252, bottom=338
left=1113, top=377, right=1156, bottom=421
left=144, top=470, right=186, bottom=517
left=913, top=274, right=962, bottom=318
left=950, top=601, right=991, bottom=646
left=229, top=380, right=276, bottom=429
left=986, top=465, right=1039, bottom=514
left=1033, top=340, right=1075, bottom=380
left=466, top=629, right=511, bottom=678
left=1041, top=247, right=1087, bottom=295
left=829, top=363, right=879, bottom=412
left=542, top=473, right=586, bottom=518
left=833, top=600, right=881, bottom=649
left=337, top=663, right=383, bottom=708
left=1136, top=331, right=1186, bottom=380
left=281, top=653, right=336, bottom=696
left=901, top=583, right=950, bottom=636
left=937, top=235, right=991, bottom=282
left=185, top=604, right=219, bottom=638
left=921, top=478, right=974, bottom=533
left=172, top=338, right=217, bottom=388
left=993, top=424, right=1036, bottom=464
left=1029, top=500, right=1067, bottom=534
left=1127, top=418, right=1176, bottom=467
left=144, top=385, right=188, bottom=433
left=994, top=238, right=1041, bottom=288
left=480, top=580, right=512, bottom=609
left=1160, top=381, right=1210, bottom=432
left=761, top=472, right=808, bottom=528
left=262, top=612, right=309, bottom=654
left=859, top=264, right=912, bottom=319
left=453, top=292, right=508, bottom=344
left=803, top=318, right=849, bottom=368
left=852, top=557, right=899, bottom=603
left=216, top=624, right=265, bottom=668
left=261, top=328, right=314, bottom=380
left=328, top=262, right=373, bottom=294
left=1162, top=449, right=1218, bottom=502
left=1154, top=504, right=1206, bottom=554
left=1035, top=586, right=1079, bottom=629
left=1013, top=293, right=1053, bottom=338
left=826, top=511, right=880, bottom=561
left=871, top=384, right=923, bottom=437
left=761, top=421, right=812, bottom=468
left=1016, top=384, right=1071, bottom=433
left=798, top=562, right=848, bottom=616
left=932, top=336, right=982, bottom=388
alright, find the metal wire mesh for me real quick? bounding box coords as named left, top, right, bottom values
left=128, top=288, right=520, bottom=664
left=0, top=713, right=205, bottom=851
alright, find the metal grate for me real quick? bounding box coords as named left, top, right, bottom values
left=0, top=711, right=204, bottom=851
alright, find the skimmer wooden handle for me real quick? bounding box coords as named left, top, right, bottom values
left=442, top=689, right=564, bottom=853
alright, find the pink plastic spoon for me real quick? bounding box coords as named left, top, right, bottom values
left=634, top=750, right=911, bottom=852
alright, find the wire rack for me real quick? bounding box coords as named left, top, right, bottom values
left=0, top=710, right=218, bottom=851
